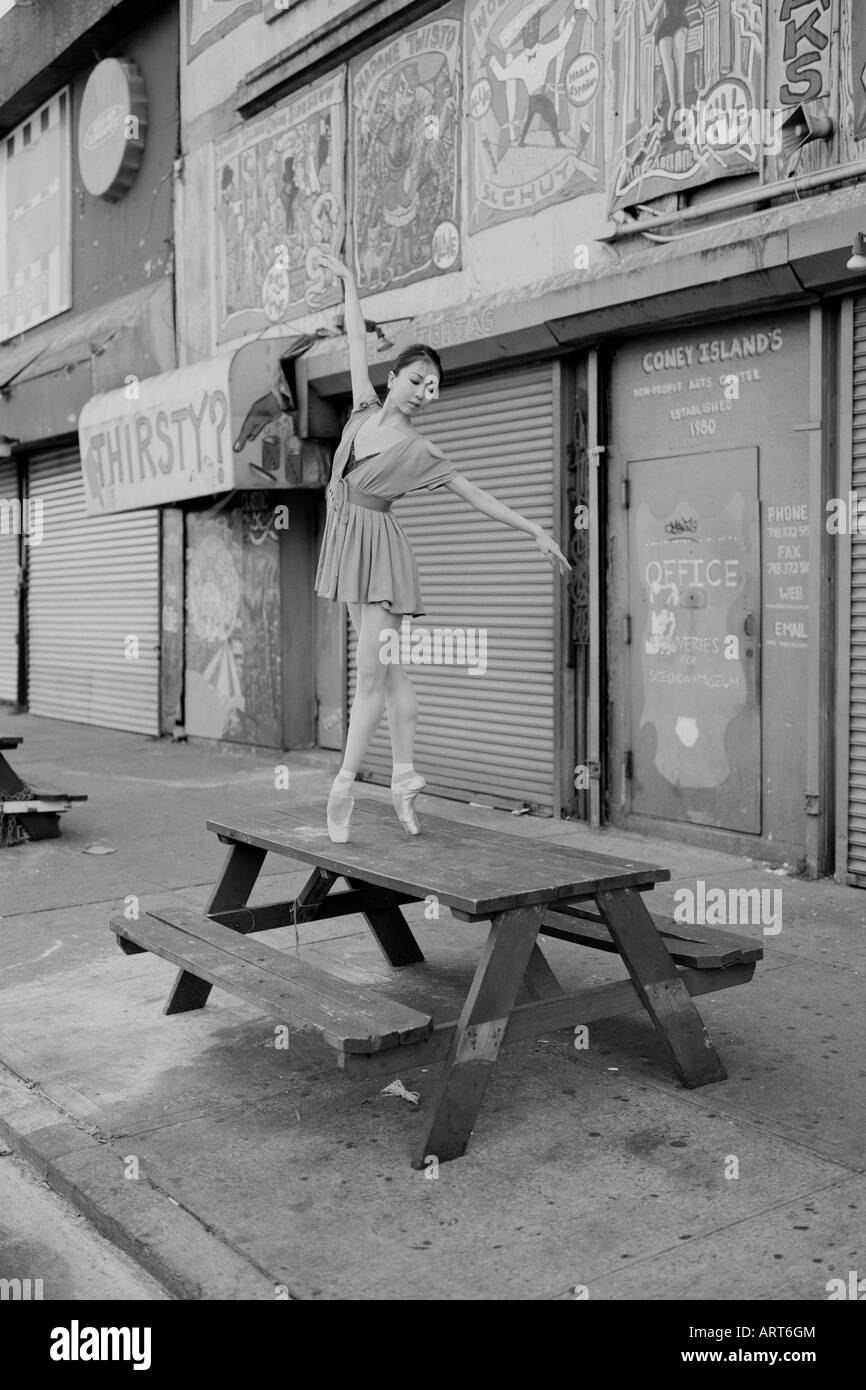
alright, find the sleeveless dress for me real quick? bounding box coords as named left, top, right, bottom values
left=315, top=390, right=457, bottom=617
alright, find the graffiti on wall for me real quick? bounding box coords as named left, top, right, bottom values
left=185, top=499, right=282, bottom=745
left=466, top=0, right=603, bottom=233
left=186, top=0, right=259, bottom=62
left=350, top=4, right=462, bottom=292
left=215, top=71, right=345, bottom=341
left=608, top=0, right=764, bottom=213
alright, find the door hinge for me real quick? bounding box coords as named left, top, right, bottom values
left=621, top=477, right=630, bottom=508
left=624, top=750, right=633, bottom=781
left=623, top=614, right=631, bottom=645
left=805, top=793, right=820, bottom=816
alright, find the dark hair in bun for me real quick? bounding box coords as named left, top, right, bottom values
left=392, top=343, right=444, bottom=389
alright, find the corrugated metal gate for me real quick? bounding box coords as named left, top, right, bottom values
left=847, top=301, right=866, bottom=880
left=347, top=365, right=556, bottom=811
left=27, top=447, right=161, bottom=734
left=0, top=462, right=19, bottom=703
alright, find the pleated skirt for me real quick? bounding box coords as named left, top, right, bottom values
left=314, top=500, right=426, bottom=617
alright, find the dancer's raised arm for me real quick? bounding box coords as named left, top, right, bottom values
left=444, top=472, right=571, bottom=576
left=318, top=253, right=376, bottom=408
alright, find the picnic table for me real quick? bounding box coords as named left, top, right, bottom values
left=0, top=736, right=88, bottom=844
left=111, top=801, right=762, bottom=1167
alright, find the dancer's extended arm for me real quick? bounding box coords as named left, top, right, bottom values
left=444, top=472, right=571, bottom=575
left=318, top=253, right=376, bottom=408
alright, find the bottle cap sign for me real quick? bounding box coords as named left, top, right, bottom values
left=78, top=58, right=148, bottom=201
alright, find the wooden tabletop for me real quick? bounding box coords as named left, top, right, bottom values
left=206, top=800, right=670, bottom=916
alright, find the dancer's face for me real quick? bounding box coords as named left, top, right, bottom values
left=388, top=358, right=440, bottom=414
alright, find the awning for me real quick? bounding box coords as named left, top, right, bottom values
left=77, top=334, right=323, bottom=515
left=0, top=279, right=175, bottom=447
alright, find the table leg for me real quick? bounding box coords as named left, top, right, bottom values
left=595, top=886, right=727, bottom=1087
left=344, top=876, right=424, bottom=966
left=164, top=840, right=266, bottom=1015
left=521, top=942, right=565, bottom=1002
left=411, top=905, right=544, bottom=1168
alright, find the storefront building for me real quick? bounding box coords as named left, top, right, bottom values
left=175, top=0, right=866, bottom=873
left=0, top=1, right=179, bottom=735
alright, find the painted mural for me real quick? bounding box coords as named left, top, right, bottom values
left=215, top=71, right=345, bottom=341
left=766, top=0, right=832, bottom=111
left=186, top=0, right=259, bottom=62
left=350, top=5, right=462, bottom=292
left=466, top=0, right=603, bottom=233
left=608, top=0, right=764, bottom=214
left=841, top=0, right=866, bottom=143
left=185, top=499, right=282, bottom=745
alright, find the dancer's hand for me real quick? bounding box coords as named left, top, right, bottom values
left=534, top=528, right=572, bottom=575
left=317, top=252, right=354, bottom=282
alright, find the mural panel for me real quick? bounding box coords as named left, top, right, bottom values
left=215, top=71, right=345, bottom=341
left=609, top=0, right=764, bottom=214
left=185, top=498, right=283, bottom=746
left=466, top=0, right=603, bottom=233
left=350, top=4, right=462, bottom=292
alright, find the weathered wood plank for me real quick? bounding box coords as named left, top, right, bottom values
left=541, top=908, right=763, bottom=968
left=339, top=963, right=756, bottom=1078
left=208, top=801, right=669, bottom=916
left=595, top=888, right=728, bottom=1087
left=521, top=942, right=565, bottom=1001
left=111, top=912, right=432, bottom=1052
left=411, top=905, right=544, bottom=1168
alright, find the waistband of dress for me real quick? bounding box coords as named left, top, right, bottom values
left=344, top=484, right=392, bottom=513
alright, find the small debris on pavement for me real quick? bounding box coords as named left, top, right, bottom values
left=82, top=843, right=115, bottom=855
left=380, top=1080, right=420, bottom=1106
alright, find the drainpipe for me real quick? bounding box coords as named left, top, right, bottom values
left=601, top=160, right=866, bottom=241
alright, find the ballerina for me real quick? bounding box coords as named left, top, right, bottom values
left=315, top=252, right=571, bottom=843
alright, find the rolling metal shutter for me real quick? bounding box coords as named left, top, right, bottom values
left=27, top=447, right=160, bottom=734
left=347, top=364, right=556, bottom=811
left=848, top=301, right=866, bottom=879
left=0, top=463, right=19, bottom=703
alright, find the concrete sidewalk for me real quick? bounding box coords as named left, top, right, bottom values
left=0, top=713, right=863, bottom=1301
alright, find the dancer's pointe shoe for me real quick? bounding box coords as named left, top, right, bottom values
left=326, top=787, right=355, bottom=843
left=391, top=772, right=426, bottom=836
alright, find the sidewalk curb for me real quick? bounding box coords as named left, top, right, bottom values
left=0, top=1062, right=295, bottom=1301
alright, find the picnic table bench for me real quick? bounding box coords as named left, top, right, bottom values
left=110, top=800, right=762, bottom=1167
left=0, top=736, right=88, bottom=844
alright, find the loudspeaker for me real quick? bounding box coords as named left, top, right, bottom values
left=781, top=105, right=834, bottom=160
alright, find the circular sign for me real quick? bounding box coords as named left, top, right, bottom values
left=698, top=79, right=752, bottom=150
left=566, top=53, right=601, bottom=107
left=469, top=77, right=492, bottom=120
left=431, top=221, right=460, bottom=271
left=78, top=58, right=148, bottom=201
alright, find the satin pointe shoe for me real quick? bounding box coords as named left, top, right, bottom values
left=326, top=785, right=355, bottom=843
left=391, top=771, right=426, bottom=836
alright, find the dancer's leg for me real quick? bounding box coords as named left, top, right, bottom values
left=658, top=38, right=677, bottom=130
left=673, top=28, right=687, bottom=113
left=342, top=602, right=399, bottom=772
left=384, top=662, right=418, bottom=767
left=327, top=602, right=398, bottom=839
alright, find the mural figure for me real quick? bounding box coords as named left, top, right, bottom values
left=467, top=0, right=603, bottom=234
left=641, top=0, right=689, bottom=133
left=215, top=72, right=345, bottom=340
left=351, top=8, right=462, bottom=291
left=609, top=0, right=763, bottom=214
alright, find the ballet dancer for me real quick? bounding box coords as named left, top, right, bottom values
left=315, top=252, right=571, bottom=843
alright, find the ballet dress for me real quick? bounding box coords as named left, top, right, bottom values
left=314, top=390, right=457, bottom=618
left=655, top=0, right=689, bottom=42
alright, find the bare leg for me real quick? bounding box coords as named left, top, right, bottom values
left=673, top=28, right=687, bottom=114
left=658, top=38, right=677, bottom=130
left=327, top=602, right=400, bottom=839
left=342, top=602, right=401, bottom=772
left=384, top=662, right=418, bottom=766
